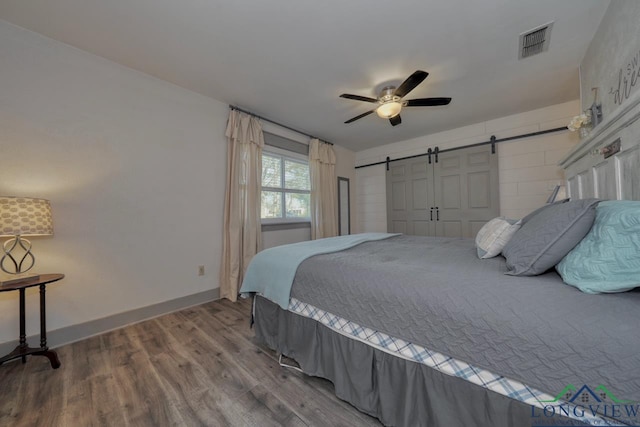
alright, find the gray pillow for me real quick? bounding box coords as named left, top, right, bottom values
left=502, top=198, right=600, bottom=276
left=520, top=198, right=570, bottom=225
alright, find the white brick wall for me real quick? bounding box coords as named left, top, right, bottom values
left=355, top=100, right=581, bottom=233
left=354, top=164, right=387, bottom=232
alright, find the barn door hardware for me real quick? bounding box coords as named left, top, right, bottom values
left=355, top=126, right=567, bottom=169
left=430, top=207, right=440, bottom=221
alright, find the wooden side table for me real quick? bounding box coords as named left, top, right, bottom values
left=0, top=273, right=64, bottom=369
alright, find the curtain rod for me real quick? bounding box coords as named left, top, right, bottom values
left=354, top=126, right=569, bottom=169
left=229, top=105, right=333, bottom=145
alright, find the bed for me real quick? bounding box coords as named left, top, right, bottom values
left=242, top=232, right=640, bottom=427
left=240, top=75, right=640, bottom=426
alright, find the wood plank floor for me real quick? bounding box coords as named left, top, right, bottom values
left=0, top=298, right=381, bottom=427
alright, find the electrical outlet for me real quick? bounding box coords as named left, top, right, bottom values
left=198, top=265, right=205, bottom=276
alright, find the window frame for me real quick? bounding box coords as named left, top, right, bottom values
left=261, top=147, right=311, bottom=224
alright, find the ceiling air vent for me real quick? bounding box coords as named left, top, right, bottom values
left=519, top=22, right=553, bottom=59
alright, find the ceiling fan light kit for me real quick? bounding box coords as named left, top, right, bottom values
left=376, top=101, right=402, bottom=119
left=340, top=70, right=451, bottom=127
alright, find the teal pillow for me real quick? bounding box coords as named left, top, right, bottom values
left=557, top=200, right=640, bottom=293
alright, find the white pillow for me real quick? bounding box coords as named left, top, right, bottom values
left=475, top=217, right=522, bottom=259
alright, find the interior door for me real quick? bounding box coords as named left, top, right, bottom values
left=386, top=158, right=435, bottom=236
left=433, top=145, right=499, bottom=238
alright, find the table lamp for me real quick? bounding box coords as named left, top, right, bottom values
left=0, top=197, right=53, bottom=278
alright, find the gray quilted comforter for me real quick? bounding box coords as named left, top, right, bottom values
left=290, top=235, right=640, bottom=402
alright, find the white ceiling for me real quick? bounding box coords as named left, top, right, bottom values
left=0, top=0, right=609, bottom=151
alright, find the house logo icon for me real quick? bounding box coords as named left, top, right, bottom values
left=541, top=384, right=633, bottom=405
left=531, top=384, right=640, bottom=426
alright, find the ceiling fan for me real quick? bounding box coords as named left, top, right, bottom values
left=340, top=70, right=451, bottom=126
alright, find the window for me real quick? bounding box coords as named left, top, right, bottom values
left=261, top=150, right=310, bottom=222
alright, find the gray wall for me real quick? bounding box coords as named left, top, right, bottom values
left=580, top=0, right=640, bottom=115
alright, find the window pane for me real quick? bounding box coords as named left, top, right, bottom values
left=284, top=160, right=310, bottom=190
left=261, top=191, right=282, bottom=218
left=285, top=192, right=310, bottom=218
left=262, top=154, right=281, bottom=188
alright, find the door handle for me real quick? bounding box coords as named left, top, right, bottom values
left=436, top=207, right=440, bottom=221
left=430, top=207, right=434, bottom=221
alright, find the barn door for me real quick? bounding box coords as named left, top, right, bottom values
left=386, top=144, right=499, bottom=237
left=433, top=145, right=499, bottom=238
left=386, top=158, right=435, bottom=236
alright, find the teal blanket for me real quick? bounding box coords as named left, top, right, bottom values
left=240, top=233, right=400, bottom=309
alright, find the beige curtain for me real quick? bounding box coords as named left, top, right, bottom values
left=220, top=110, right=264, bottom=301
left=309, top=138, right=337, bottom=239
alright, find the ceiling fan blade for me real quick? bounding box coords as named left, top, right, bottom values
left=340, top=93, right=379, bottom=103
left=389, top=115, right=402, bottom=126
left=405, top=97, right=452, bottom=107
left=394, top=70, right=429, bottom=98
left=345, top=109, right=376, bottom=124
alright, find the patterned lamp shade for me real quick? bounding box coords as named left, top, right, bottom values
left=0, top=197, right=54, bottom=237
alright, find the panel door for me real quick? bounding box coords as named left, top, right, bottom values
left=593, top=160, right=617, bottom=200
left=386, top=158, right=435, bottom=236
left=433, top=145, right=499, bottom=238
left=617, top=144, right=640, bottom=200
left=566, top=140, right=640, bottom=201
